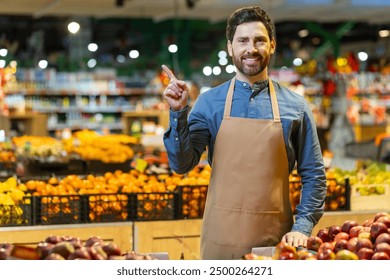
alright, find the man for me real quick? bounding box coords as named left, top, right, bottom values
left=162, top=6, right=326, bottom=260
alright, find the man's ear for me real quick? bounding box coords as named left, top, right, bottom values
left=227, top=40, right=233, bottom=56
left=270, top=38, right=276, bottom=54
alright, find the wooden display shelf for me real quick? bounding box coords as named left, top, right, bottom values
left=9, top=112, right=48, bottom=136
left=122, top=110, right=169, bottom=134
left=1, top=210, right=387, bottom=260
left=0, top=219, right=202, bottom=260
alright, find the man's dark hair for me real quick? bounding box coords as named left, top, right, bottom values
left=226, top=6, right=275, bottom=43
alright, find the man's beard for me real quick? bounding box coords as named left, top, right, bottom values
left=232, top=53, right=270, bottom=76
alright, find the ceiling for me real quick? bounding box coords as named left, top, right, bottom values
left=0, top=0, right=389, bottom=74
left=0, top=0, right=390, bottom=24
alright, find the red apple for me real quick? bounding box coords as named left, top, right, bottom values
left=357, top=247, right=374, bottom=260
left=102, top=242, right=122, bottom=256
left=317, top=248, right=336, bottom=260
left=370, top=222, right=388, bottom=241
left=296, top=250, right=315, bottom=260
left=341, top=220, right=359, bottom=233
left=0, top=248, right=10, bottom=260
left=349, top=226, right=363, bottom=238
left=335, top=249, right=358, bottom=260
left=318, top=242, right=334, bottom=253
left=334, top=232, right=349, bottom=242
left=375, top=233, right=390, bottom=246
left=373, top=212, right=390, bottom=222
left=306, top=236, right=323, bottom=252
left=371, top=252, right=390, bottom=260
left=67, top=247, right=91, bottom=260
left=87, top=245, right=107, bottom=260
left=355, top=238, right=373, bottom=254
left=377, top=216, right=390, bottom=228
left=36, top=242, right=55, bottom=259
left=328, top=225, right=342, bottom=240
left=347, top=237, right=359, bottom=252
left=45, top=235, right=64, bottom=245
left=334, top=239, right=349, bottom=253
left=85, top=236, right=104, bottom=247
left=243, top=253, right=258, bottom=260
left=374, top=242, right=390, bottom=256
left=278, top=251, right=296, bottom=260
left=358, top=231, right=371, bottom=240
left=316, top=228, right=331, bottom=243
left=362, top=219, right=374, bottom=227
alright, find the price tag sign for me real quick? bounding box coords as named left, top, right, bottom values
left=133, top=158, right=148, bottom=172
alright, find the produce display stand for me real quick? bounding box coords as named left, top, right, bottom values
left=1, top=209, right=384, bottom=260
left=0, top=219, right=203, bottom=260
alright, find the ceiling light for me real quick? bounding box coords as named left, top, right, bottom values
left=293, top=58, right=303, bottom=66
left=38, top=60, right=48, bottom=69
left=203, top=66, right=212, bottom=76
left=87, top=59, right=97, bottom=68
left=168, top=44, right=178, bottom=53
left=0, top=48, right=8, bottom=57
left=379, top=30, right=390, bottom=37
left=129, top=50, right=139, bottom=59
left=218, top=50, right=227, bottom=58
left=88, top=43, right=98, bottom=52
left=298, top=29, right=309, bottom=37
left=358, top=52, right=368, bottom=61
left=68, top=21, right=80, bottom=34
left=225, top=65, right=235, bottom=74
left=212, top=66, right=221, bottom=75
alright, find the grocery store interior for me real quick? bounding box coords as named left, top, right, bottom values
left=1, top=0, right=390, bottom=260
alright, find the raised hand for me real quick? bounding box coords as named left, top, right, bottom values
left=161, top=64, right=189, bottom=111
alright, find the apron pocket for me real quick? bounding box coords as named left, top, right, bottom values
left=241, top=210, right=287, bottom=248
left=204, top=205, right=242, bottom=247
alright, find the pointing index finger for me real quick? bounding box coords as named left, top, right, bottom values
left=161, top=64, right=176, bottom=80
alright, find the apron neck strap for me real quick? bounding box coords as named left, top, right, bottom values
left=224, top=77, right=281, bottom=122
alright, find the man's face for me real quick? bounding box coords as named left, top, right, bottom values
left=227, top=22, right=275, bottom=77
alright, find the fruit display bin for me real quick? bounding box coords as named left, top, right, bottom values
left=0, top=197, right=32, bottom=227
left=176, top=185, right=208, bottom=219
left=0, top=192, right=180, bottom=227
left=289, top=176, right=351, bottom=213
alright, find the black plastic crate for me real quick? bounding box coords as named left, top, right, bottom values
left=0, top=161, right=16, bottom=178
left=176, top=185, right=208, bottom=219
left=86, top=193, right=135, bottom=223
left=289, top=176, right=350, bottom=213
left=33, top=195, right=83, bottom=225
left=85, top=160, right=132, bottom=175
left=0, top=197, right=32, bottom=227
left=135, top=192, right=179, bottom=221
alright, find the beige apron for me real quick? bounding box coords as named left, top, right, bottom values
left=200, top=77, right=293, bottom=260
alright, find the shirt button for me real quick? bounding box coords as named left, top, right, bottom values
left=175, top=137, right=179, bottom=141
left=250, top=98, right=254, bottom=101
left=174, top=118, right=177, bottom=122
left=243, top=83, right=247, bottom=87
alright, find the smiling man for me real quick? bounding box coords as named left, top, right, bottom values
left=162, top=6, right=327, bottom=260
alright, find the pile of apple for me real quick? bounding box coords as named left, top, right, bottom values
left=245, top=211, right=390, bottom=260
left=305, top=211, right=390, bottom=260
left=0, top=235, right=157, bottom=260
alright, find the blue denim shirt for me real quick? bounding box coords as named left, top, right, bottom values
left=163, top=78, right=327, bottom=236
